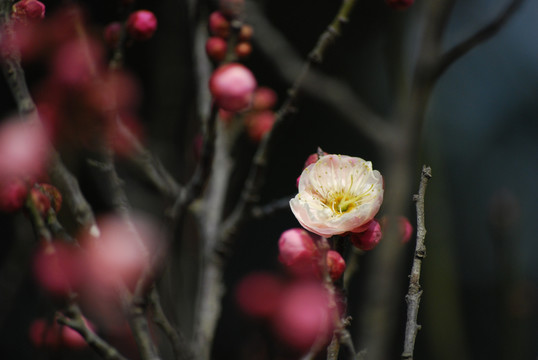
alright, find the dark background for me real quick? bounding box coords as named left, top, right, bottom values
left=1, top=0, right=537, bottom=359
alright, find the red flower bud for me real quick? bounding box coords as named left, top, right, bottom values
left=205, top=37, right=227, bottom=62
left=12, top=0, right=45, bottom=21
left=104, top=22, right=122, bottom=49
left=30, top=187, right=50, bottom=216
left=208, top=11, right=230, bottom=38
left=252, top=87, right=277, bottom=111
left=218, top=0, right=244, bottom=18
left=326, top=250, right=345, bottom=281
left=386, top=0, right=414, bottom=10
left=127, top=10, right=157, bottom=41
left=0, top=178, right=28, bottom=212
left=209, top=63, right=257, bottom=112
left=245, top=110, right=275, bottom=142
left=350, top=219, right=382, bottom=251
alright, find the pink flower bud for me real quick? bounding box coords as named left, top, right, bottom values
left=127, top=10, right=157, bottom=41
left=208, top=11, right=230, bottom=38
left=272, top=282, right=334, bottom=352
left=0, top=178, right=28, bottom=212
left=209, top=63, right=257, bottom=112
left=252, top=87, right=277, bottom=111
left=326, top=250, right=345, bottom=281
left=302, top=151, right=327, bottom=169
left=350, top=219, right=382, bottom=251
left=386, top=0, right=414, bottom=10
left=399, top=216, right=413, bottom=244
left=235, top=272, right=283, bottom=318
left=235, top=41, right=252, bottom=58
left=205, top=37, right=227, bottom=62
left=104, top=22, right=122, bottom=49
left=245, top=110, right=275, bottom=142
left=13, top=0, right=45, bottom=21
left=278, top=228, right=319, bottom=277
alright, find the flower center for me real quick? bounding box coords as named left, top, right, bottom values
left=323, top=184, right=374, bottom=215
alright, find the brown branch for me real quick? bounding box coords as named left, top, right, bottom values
left=57, top=305, right=129, bottom=360
left=149, top=287, right=193, bottom=360
left=401, top=165, right=432, bottom=360
left=169, top=104, right=218, bottom=221
left=433, top=0, right=526, bottom=81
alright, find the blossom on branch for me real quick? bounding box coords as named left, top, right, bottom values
left=290, top=154, right=383, bottom=238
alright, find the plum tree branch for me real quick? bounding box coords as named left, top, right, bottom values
left=433, top=0, right=526, bottom=81
left=401, top=165, right=432, bottom=360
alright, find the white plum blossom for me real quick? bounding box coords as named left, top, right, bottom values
left=290, top=154, right=384, bottom=238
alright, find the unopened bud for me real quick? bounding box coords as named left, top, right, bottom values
left=350, top=219, right=382, bottom=251
left=245, top=110, right=275, bottom=142
left=208, top=11, right=230, bottom=38
left=127, top=10, right=157, bottom=41
left=326, top=250, right=345, bottom=281
left=209, top=63, right=257, bottom=112
left=205, top=37, right=227, bottom=62
left=278, top=228, right=319, bottom=277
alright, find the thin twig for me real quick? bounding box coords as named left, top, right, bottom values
left=149, top=287, right=193, bottom=360
left=57, top=305, right=129, bottom=360
left=433, top=0, right=526, bottom=81
left=246, top=2, right=393, bottom=146
left=401, top=165, right=432, bottom=360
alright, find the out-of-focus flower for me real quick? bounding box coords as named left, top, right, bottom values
left=245, top=110, right=274, bottom=142
left=0, top=118, right=50, bottom=182
left=33, top=242, right=82, bottom=296
left=272, top=281, right=335, bottom=352
left=235, top=272, right=283, bottom=318
left=251, top=87, right=277, bottom=111
left=29, top=317, right=93, bottom=349
left=290, top=154, right=384, bottom=238
left=205, top=37, right=227, bottom=62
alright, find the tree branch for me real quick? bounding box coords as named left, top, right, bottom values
left=401, top=165, right=432, bottom=360
left=149, top=287, right=193, bottom=360
left=433, top=0, right=526, bottom=81
left=246, top=2, right=394, bottom=146
left=57, top=305, right=129, bottom=360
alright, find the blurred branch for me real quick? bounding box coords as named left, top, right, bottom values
left=433, top=0, right=526, bottom=81
left=246, top=2, right=394, bottom=146
left=57, top=304, right=128, bottom=360
left=169, top=105, right=218, bottom=221
left=250, top=196, right=292, bottom=219
left=149, top=287, right=193, bottom=360
left=401, top=165, right=432, bottom=360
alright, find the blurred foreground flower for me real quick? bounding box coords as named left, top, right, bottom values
left=290, top=154, right=383, bottom=237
